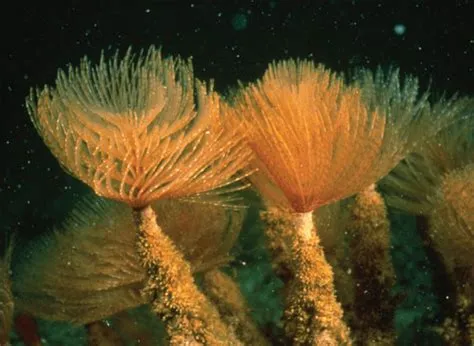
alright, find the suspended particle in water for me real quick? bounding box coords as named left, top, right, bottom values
left=393, top=23, right=406, bottom=36
left=231, top=11, right=249, bottom=31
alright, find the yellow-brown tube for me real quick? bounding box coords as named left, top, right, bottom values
left=133, top=205, right=242, bottom=345
left=202, top=269, right=270, bottom=345
left=262, top=207, right=351, bottom=345
left=347, top=185, right=395, bottom=345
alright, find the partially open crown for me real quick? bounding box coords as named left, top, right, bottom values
left=28, top=46, right=251, bottom=208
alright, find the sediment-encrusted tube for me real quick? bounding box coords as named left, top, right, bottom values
left=202, top=269, right=270, bottom=345
left=347, top=185, right=395, bottom=345
left=261, top=207, right=351, bottom=345
left=133, top=205, right=242, bottom=345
